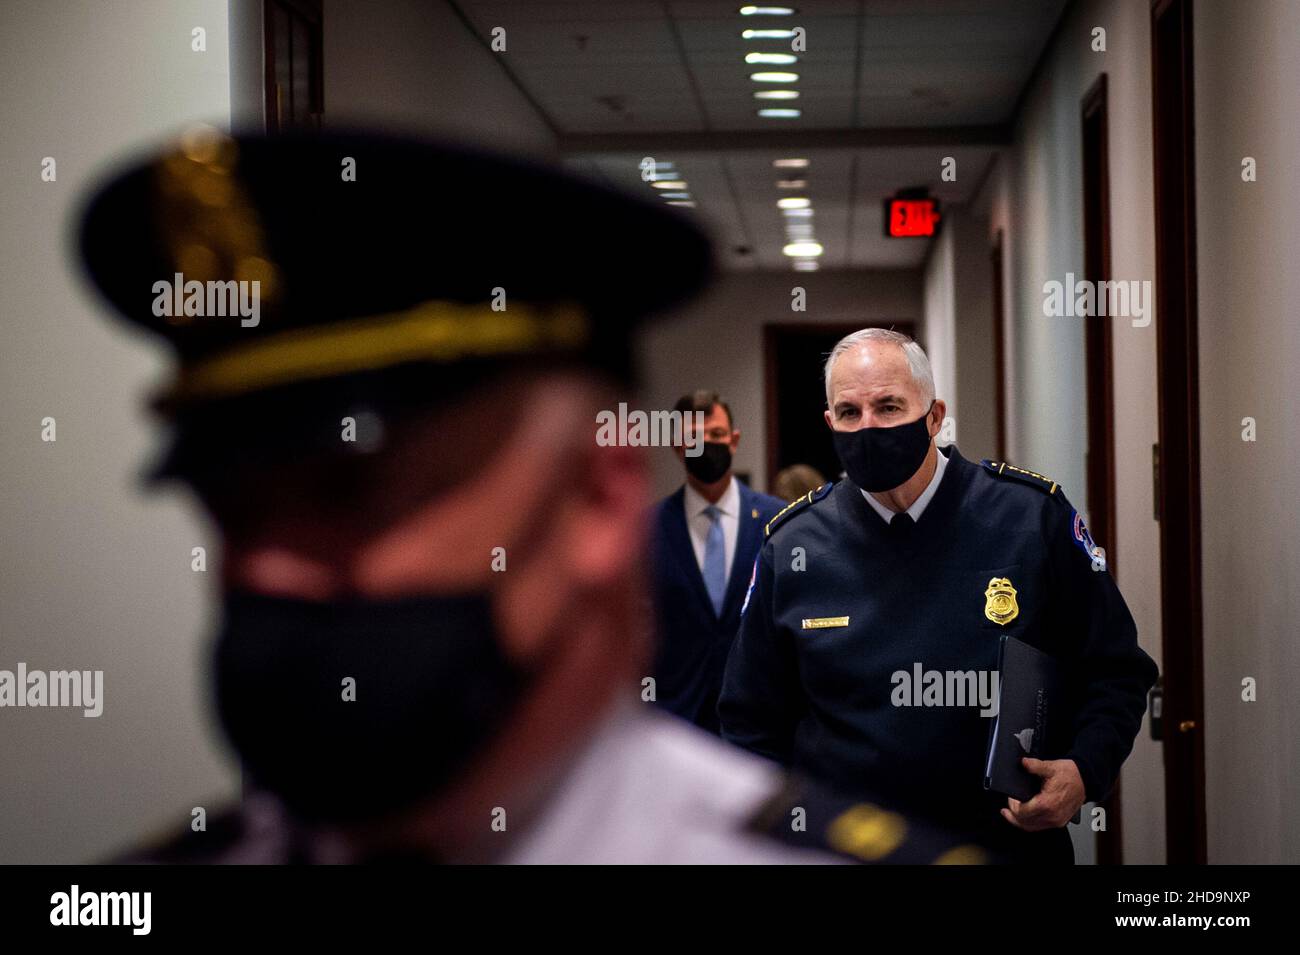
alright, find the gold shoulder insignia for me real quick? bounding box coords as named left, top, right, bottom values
left=764, top=482, right=833, bottom=538
left=981, top=459, right=1059, bottom=495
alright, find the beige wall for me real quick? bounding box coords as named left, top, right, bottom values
left=1194, top=0, right=1300, bottom=864
left=922, top=205, right=998, bottom=462
left=971, top=0, right=1166, bottom=863
left=922, top=215, right=957, bottom=430
left=637, top=269, right=922, bottom=501
left=0, top=0, right=240, bottom=864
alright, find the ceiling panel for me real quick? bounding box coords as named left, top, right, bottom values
left=459, top=0, right=1065, bottom=269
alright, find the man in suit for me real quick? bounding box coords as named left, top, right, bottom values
left=650, top=391, right=785, bottom=734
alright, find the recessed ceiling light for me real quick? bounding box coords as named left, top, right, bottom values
left=754, top=90, right=799, bottom=100
left=745, top=52, right=798, bottom=65
left=739, top=5, right=797, bottom=14
left=783, top=241, right=823, bottom=257
left=773, top=158, right=809, bottom=168
left=651, top=180, right=687, bottom=190
left=776, top=179, right=807, bottom=188
left=750, top=71, right=799, bottom=83
left=777, top=197, right=810, bottom=209
left=742, top=29, right=797, bottom=39
left=641, top=160, right=675, bottom=181
left=758, top=108, right=801, bottom=118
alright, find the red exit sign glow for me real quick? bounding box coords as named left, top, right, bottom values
left=886, top=198, right=940, bottom=237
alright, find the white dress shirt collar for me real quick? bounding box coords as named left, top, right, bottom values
left=684, top=474, right=739, bottom=519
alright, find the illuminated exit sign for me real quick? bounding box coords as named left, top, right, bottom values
left=884, top=195, right=941, bottom=237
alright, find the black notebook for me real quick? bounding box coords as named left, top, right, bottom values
left=983, top=635, right=1066, bottom=803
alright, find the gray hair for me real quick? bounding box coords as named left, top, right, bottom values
left=823, top=328, right=935, bottom=407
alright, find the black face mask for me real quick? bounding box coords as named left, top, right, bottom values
left=831, top=402, right=935, bottom=492
left=684, top=440, right=732, bottom=484
left=212, top=588, right=529, bottom=827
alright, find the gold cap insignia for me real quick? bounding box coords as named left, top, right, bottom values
left=984, top=577, right=1019, bottom=626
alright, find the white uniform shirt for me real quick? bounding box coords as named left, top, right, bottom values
left=501, top=699, right=838, bottom=864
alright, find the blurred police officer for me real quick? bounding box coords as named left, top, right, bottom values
left=719, top=328, right=1158, bottom=863
left=650, top=391, right=784, bottom=733
left=79, top=129, right=987, bottom=865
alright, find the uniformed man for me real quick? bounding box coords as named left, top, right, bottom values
left=79, top=129, right=989, bottom=864
left=719, top=327, right=1158, bottom=863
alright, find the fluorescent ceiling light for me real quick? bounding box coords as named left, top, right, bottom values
left=758, top=108, right=801, bottom=118
left=777, top=197, right=810, bottom=209
left=754, top=90, right=800, bottom=100
left=783, top=241, right=823, bottom=257
left=651, top=180, right=687, bottom=189
left=773, top=158, right=809, bottom=168
left=742, top=29, right=796, bottom=38
left=750, top=71, right=799, bottom=83
left=746, top=52, right=798, bottom=65
left=740, top=5, right=797, bottom=14
left=776, top=179, right=807, bottom=188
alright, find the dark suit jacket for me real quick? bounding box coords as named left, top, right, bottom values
left=650, top=479, right=786, bottom=733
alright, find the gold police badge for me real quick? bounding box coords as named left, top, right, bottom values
left=984, top=577, right=1019, bottom=626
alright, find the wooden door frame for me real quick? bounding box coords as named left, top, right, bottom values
left=264, top=0, right=324, bottom=133
left=1081, top=72, right=1123, bottom=864
left=1150, top=0, right=1208, bottom=865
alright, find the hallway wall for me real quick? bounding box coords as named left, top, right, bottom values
left=0, top=0, right=240, bottom=864
left=1194, top=0, right=1300, bottom=864
left=971, top=0, right=1166, bottom=863
left=921, top=204, right=998, bottom=462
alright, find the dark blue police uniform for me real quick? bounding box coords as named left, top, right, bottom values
left=718, top=445, right=1158, bottom=863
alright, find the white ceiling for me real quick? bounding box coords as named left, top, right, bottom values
left=454, top=0, right=1069, bottom=269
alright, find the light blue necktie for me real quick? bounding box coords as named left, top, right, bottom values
left=702, top=505, right=727, bottom=617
